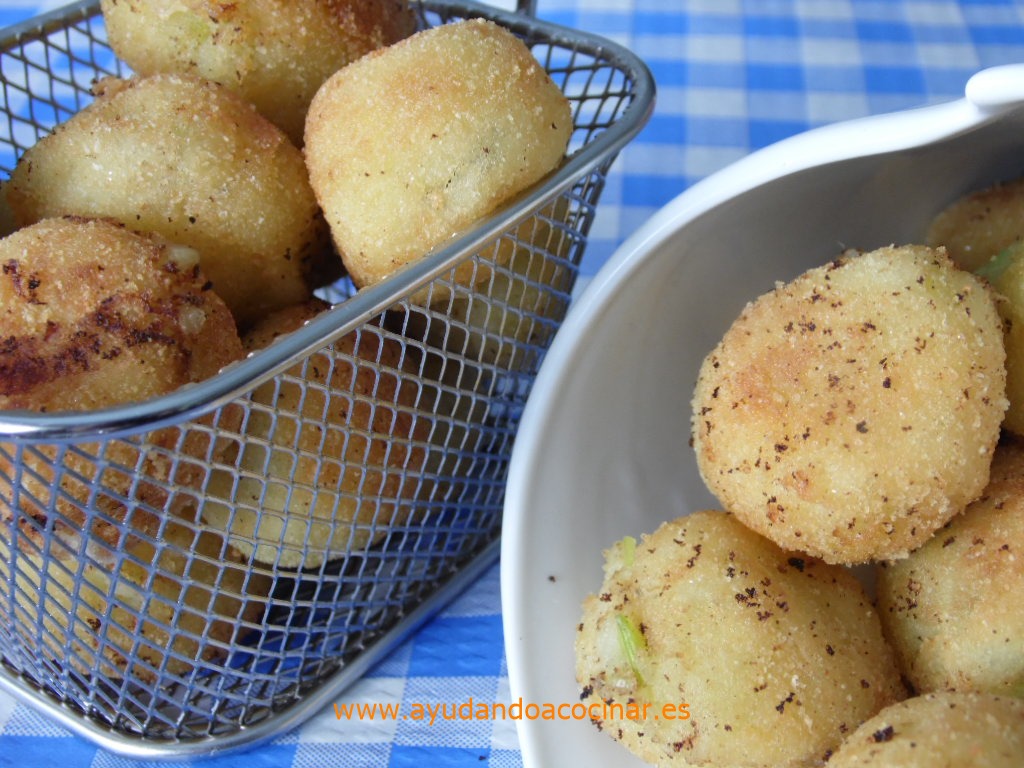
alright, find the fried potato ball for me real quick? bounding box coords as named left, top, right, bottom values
left=877, top=438, right=1024, bottom=698
left=692, top=245, right=1007, bottom=565
left=0, top=217, right=243, bottom=557
left=393, top=197, right=575, bottom=370
left=0, top=514, right=271, bottom=684
left=99, top=0, right=416, bottom=146
left=199, top=299, right=431, bottom=569
left=304, top=18, right=572, bottom=300
left=927, top=176, right=1024, bottom=435
left=926, top=178, right=1024, bottom=272
left=976, top=241, right=1024, bottom=436
left=827, top=692, right=1024, bottom=767
left=6, top=74, right=334, bottom=331
left=575, top=510, right=905, bottom=768
left=428, top=246, right=572, bottom=370
left=0, top=181, right=16, bottom=239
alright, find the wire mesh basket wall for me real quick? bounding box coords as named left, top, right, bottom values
left=0, top=0, right=653, bottom=757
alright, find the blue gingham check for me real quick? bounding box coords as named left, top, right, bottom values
left=1, top=1, right=1023, bottom=766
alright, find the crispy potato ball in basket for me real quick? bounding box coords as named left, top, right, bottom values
left=575, top=510, right=905, bottom=768
left=390, top=196, right=577, bottom=371
left=827, top=691, right=1024, bottom=767
left=0, top=217, right=243, bottom=559
left=877, top=437, right=1024, bottom=698
left=198, top=299, right=434, bottom=570
left=5, top=74, right=334, bottom=331
left=0, top=511, right=271, bottom=685
left=691, top=245, right=1007, bottom=565
left=304, top=18, right=572, bottom=303
left=0, top=180, right=15, bottom=239
left=99, top=0, right=417, bottom=146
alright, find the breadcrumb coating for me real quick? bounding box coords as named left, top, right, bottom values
left=692, top=245, right=1007, bottom=564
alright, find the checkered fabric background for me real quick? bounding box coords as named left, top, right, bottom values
left=1, top=1, right=1023, bottom=766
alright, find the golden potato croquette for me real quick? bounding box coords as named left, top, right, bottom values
left=429, top=244, right=572, bottom=370
left=877, top=438, right=1024, bottom=697
left=6, top=74, right=333, bottom=330
left=0, top=217, right=243, bottom=555
left=575, top=511, right=905, bottom=768
left=927, top=176, right=1024, bottom=435
left=0, top=514, right=271, bottom=683
left=99, top=0, right=416, bottom=145
left=394, top=197, right=575, bottom=370
left=199, top=299, right=431, bottom=569
left=692, top=245, right=1007, bottom=565
left=827, top=692, right=1024, bottom=767
left=0, top=218, right=241, bottom=412
left=0, top=181, right=16, bottom=239
left=305, top=19, right=572, bottom=299
left=978, top=242, right=1024, bottom=436
left=927, top=177, right=1024, bottom=272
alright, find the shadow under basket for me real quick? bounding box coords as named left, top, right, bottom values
left=0, top=0, right=654, bottom=758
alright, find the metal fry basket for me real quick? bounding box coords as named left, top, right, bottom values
left=0, top=0, right=653, bottom=758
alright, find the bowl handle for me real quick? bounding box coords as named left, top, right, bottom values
left=965, top=64, right=1024, bottom=113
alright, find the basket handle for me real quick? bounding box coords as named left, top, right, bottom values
left=516, top=0, right=537, bottom=16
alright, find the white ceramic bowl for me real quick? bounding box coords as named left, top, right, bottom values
left=501, top=64, right=1024, bottom=768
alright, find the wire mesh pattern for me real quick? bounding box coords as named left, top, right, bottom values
left=0, top=0, right=652, bottom=757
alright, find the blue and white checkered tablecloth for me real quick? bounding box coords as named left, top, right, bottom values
left=1, top=1, right=1024, bottom=766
